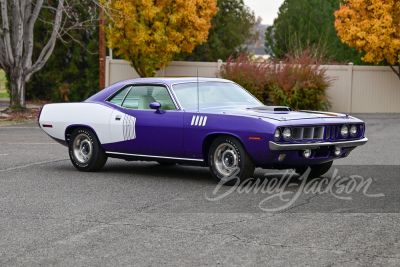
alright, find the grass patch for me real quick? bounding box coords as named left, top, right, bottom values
left=0, top=70, right=9, bottom=99
left=0, top=119, right=38, bottom=124
left=0, top=70, right=6, bottom=91
left=0, top=92, right=9, bottom=98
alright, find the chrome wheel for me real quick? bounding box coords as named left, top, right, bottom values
left=72, top=133, right=93, bottom=164
left=208, top=136, right=255, bottom=185
left=213, top=143, right=239, bottom=177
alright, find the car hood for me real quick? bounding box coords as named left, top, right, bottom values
left=200, top=106, right=351, bottom=121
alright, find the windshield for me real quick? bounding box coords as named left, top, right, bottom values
left=172, top=82, right=262, bottom=109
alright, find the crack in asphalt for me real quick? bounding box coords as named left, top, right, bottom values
left=277, top=193, right=322, bottom=213
left=0, top=159, right=68, bottom=173
left=136, top=184, right=210, bottom=213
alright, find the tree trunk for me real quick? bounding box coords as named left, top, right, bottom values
left=0, top=0, right=64, bottom=111
left=9, top=72, right=26, bottom=110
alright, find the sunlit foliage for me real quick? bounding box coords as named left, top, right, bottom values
left=101, top=0, right=218, bottom=77
left=335, top=0, right=400, bottom=66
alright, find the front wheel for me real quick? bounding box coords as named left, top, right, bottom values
left=208, top=136, right=255, bottom=186
left=295, top=161, right=333, bottom=178
left=69, top=128, right=108, bottom=172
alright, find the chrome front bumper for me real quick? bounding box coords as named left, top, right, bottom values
left=269, top=137, right=368, bottom=151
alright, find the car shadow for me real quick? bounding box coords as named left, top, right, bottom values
left=98, top=160, right=216, bottom=184
left=54, top=159, right=324, bottom=187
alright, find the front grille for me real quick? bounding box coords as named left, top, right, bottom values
left=292, top=126, right=324, bottom=140
left=277, top=123, right=364, bottom=142
left=303, top=127, right=314, bottom=139
left=292, top=128, right=303, bottom=139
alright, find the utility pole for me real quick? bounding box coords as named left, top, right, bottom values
left=99, top=6, right=106, bottom=90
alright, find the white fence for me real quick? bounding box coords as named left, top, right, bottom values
left=105, top=57, right=400, bottom=113
left=324, top=64, right=400, bottom=113
left=105, top=57, right=223, bottom=85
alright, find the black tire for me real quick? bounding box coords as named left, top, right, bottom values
left=208, top=135, right=255, bottom=186
left=68, top=128, right=108, bottom=172
left=295, top=161, right=333, bottom=178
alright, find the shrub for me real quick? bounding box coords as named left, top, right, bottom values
left=219, top=51, right=334, bottom=110
left=267, top=51, right=333, bottom=111
left=219, top=54, right=270, bottom=103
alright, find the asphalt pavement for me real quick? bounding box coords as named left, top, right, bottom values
left=0, top=113, right=399, bottom=266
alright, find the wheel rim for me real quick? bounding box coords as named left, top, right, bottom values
left=73, top=133, right=93, bottom=164
left=213, top=143, right=239, bottom=177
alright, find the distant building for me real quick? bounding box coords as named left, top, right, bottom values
left=245, top=23, right=269, bottom=57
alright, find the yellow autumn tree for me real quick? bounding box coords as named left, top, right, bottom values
left=100, top=0, right=218, bottom=77
left=335, top=0, right=400, bottom=78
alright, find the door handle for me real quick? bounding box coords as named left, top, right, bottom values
left=115, top=115, right=121, bottom=121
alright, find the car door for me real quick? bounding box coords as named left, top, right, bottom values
left=106, top=84, right=185, bottom=158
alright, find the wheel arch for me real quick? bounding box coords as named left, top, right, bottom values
left=65, top=124, right=100, bottom=145
left=202, top=133, right=248, bottom=165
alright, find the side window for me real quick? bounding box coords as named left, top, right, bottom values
left=108, top=86, right=131, bottom=106
left=121, top=85, right=176, bottom=110
left=121, top=86, right=147, bottom=109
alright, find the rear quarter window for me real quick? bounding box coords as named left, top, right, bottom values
left=107, top=86, right=131, bottom=106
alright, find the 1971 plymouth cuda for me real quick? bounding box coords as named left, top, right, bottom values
left=38, top=77, right=367, bottom=184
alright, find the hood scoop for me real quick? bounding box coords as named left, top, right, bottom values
left=247, top=106, right=292, bottom=112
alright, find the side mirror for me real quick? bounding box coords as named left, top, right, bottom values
left=150, top=102, right=164, bottom=114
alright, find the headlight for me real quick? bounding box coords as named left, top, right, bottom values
left=282, top=127, right=292, bottom=141
left=274, top=128, right=281, bottom=141
left=350, top=124, right=358, bottom=137
left=340, top=125, right=349, bottom=138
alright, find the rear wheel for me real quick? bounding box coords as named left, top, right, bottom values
left=208, top=136, right=255, bottom=186
left=295, top=161, right=333, bottom=178
left=69, top=128, right=107, bottom=172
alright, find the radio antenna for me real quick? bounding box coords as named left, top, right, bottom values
left=197, top=67, right=199, bottom=113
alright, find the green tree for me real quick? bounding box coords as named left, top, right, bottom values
left=175, top=0, right=256, bottom=62
left=265, top=0, right=363, bottom=64
left=26, top=1, right=99, bottom=102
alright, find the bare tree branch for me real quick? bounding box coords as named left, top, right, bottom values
left=57, top=27, right=99, bottom=55
left=92, top=0, right=129, bottom=23
left=22, top=0, right=32, bottom=69
left=1, top=0, right=15, bottom=65
left=2, top=0, right=106, bottom=109
left=22, top=0, right=44, bottom=70
left=11, top=0, right=24, bottom=65
left=25, top=0, right=64, bottom=80
left=0, top=28, right=7, bottom=69
left=37, top=16, right=98, bottom=29
left=0, top=37, right=8, bottom=70
left=389, top=64, right=400, bottom=80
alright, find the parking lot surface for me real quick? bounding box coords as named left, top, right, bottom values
left=0, top=113, right=399, bottom=266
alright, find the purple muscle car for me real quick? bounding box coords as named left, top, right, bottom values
left=38, top=77, right=368, bottom=184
